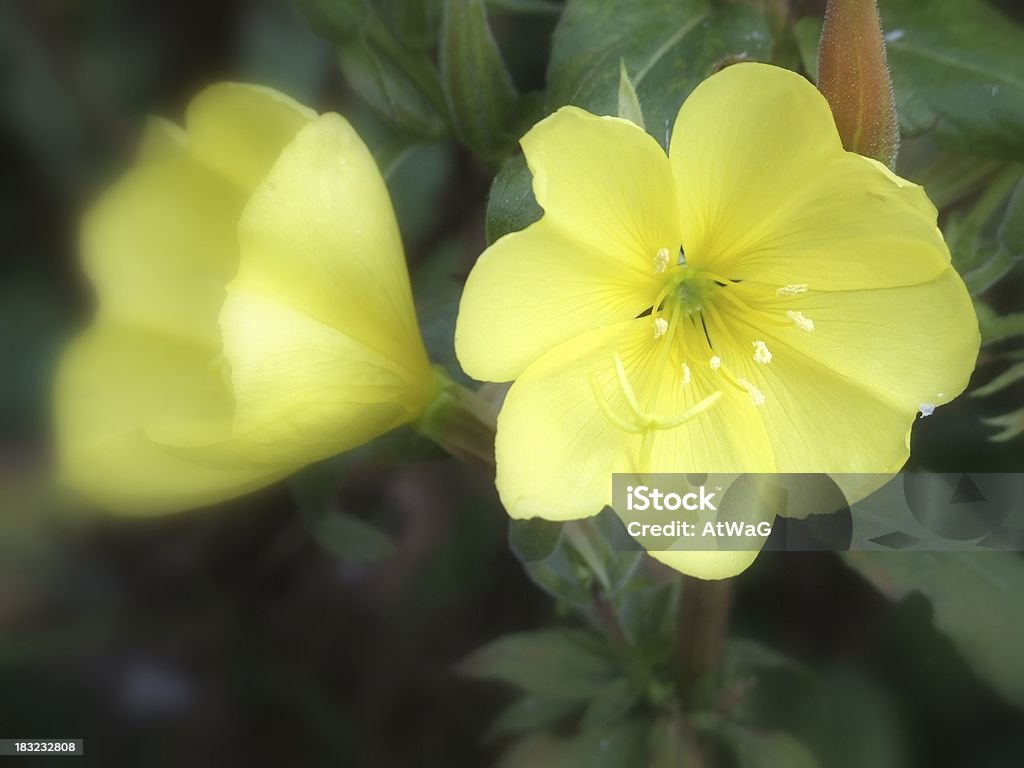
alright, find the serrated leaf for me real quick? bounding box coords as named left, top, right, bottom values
left=546, top=0, right=772, bottom=145
left=458, top=628, right=617, bottom=700
left=441, top=0, right=520, bottom=161
left=843, top=551, right=1024, bottom=708
left=485, top=153, right=543, bottom=244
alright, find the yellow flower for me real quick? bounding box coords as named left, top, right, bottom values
left=57, top=84, right=435, bottom=514
left=455, top=63, right=980, bottom=579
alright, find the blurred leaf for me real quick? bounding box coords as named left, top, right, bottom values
left=983, top=407, right=1024, bottom=442
left=290, top=461, right=397, bottom=561
left=441, top=0, right=520, bottom=162
left=975, top=302, right=1024, bottom=344
left=725, top=726, right=819, bottom=768
left=798, top=1, right=1024, bottom=160
left=648, top=714, right=704, bottom=768
left=972, top=360, right=1024, bottom=397
left=546, top=0, right=772, bottom=145
left=379, top=0, right=444, bottom=49
left=521, top=543, right=595, bottom=607
left=567, top=719, right=649, bottom=768
left=722, top=638, right=807, bottom=681
left=579, top=677, right=640, bottom=730
left=485, top=153, right=543, bottom=244
left=486, top=696, right=579, bottom=741
left=458, top=628, right=617, bottom=700
left=510, top=518, right=564, bottom=562
left=617, top=59, right=644, bottom=128
left=487, top=0, right=564, bottom=13
left=337, top=24, right=448, bottom=137
left=497, top=734, right=576, bottom=768
left=843, top=551, right=1024, bottom=708
left=790, top=668, right=908, bottom=768
left=296, top=0, right=371, bottom=42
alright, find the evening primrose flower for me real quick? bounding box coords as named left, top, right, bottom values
left=57, top=84, right=435, bottom=514
left=455, top=63, right=979, bottom=579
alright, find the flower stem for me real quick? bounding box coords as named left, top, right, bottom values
left=414, top=366, right=498, bottom=466
left=677, top=576, right=734, bottom=708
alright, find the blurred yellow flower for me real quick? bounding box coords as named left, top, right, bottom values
left=455, top=63, right=980, bottom=579
left=57, top=85, right=435, bottom=514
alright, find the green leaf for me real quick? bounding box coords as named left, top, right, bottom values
left=510, top=518, right=564, bottom=562
left=983, top=407, right=1024, bottom=442
left=579, top=677, right=641, bottom=730
left=975, top=302, right=1024, bottom=344
left=290, top=460, right=397, bottom=562
left=843, top=551, right=1024, bottom=708
left=295, top=0, right=371, bottom=42
left=798, top=1, right=1024, bottom=160
left=793, top=17, right=820, bottom=81
left=337, top=25, right=448, bottom=137
left=486, top=0, right=563, bottom=14
left=441, top=0, right=521, bottom=161
left=724, top=726, right=819, bottom=768
left=485, top=154, right=543, bottom=244
left=617, top=59, right=645, bottom=128
left=458, top=628, right=618, bottom=700
left=972, top=360, right=1024, bottom=397
left=546, top=0, right=772, bottom=145
left=486, top=696, right=580, bottom=741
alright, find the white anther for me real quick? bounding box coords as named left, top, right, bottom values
left=653, top=317, right=669, bottom=338
left=681, top=363, right=692, bottom=386
left=777, top=284, right=808, bottom=296
left=654, top=248, right=671, bottom=273
left=786, top=310, right=815, bottom=332
left=918, top=403, right=936, bottom=418
left=752, top=340, right=772, bottom=365
left=709, top=355, right=721, bottom=370
left=738, top=378, right=766, bottom=407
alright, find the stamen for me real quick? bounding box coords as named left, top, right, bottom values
left=613, top=353, right=645, bottom=421
left=777, top=284, right=808, bottom=296
left=918, top=403, right=936, bottom=418
left=737, top=377, right=767, bottom=407
left=654, top=247, right=671, bottom=273
left=786, top=310, right=815, bottom=332
left=680, top=363, right=691, bottom=386
left=709, top=355, right=722, bottom=370
left=653, top=317, right=669, bottom=338
left=752, top=340, right=772, bottom=364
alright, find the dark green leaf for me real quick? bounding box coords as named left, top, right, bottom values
left=579, top=677, right=640, bottom=730
left=724, top=726, right=819, bottom=768
left=972, top=360, right=1024, bottom=397
left=485, top=153, right=543, bottom=244
left=337, top=30, right=448, bottom=137
left=295, top=0, right=371, bottom=42
left=441, top=0, right=521, bottom=161
left=458, top=628, right=617, bottom=700
left=546, top=0, right=772, bottom=145
left=983, top=407, right=1024, bottom=442
left=843, top=551, right=1024, bottom=708
left=486, top=696, right=580, bottom=741
left=510, top=518, right=564, bottom=562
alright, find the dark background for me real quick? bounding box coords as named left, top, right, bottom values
left=1, top=1, right=1022, bottom=766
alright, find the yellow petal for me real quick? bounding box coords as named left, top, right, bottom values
left=735, top=268, right=979, bottom=419
left=81, top=156, right=244, bottom=347
left=56, top=324, right=288, bottom=514
left=185, top=83, right=316, bottom=193
left=220, top=292, right=431, bottom=466
left=669, top=63, right=948, bottom=290
left=495, top=318, right=773, bottom=519
left=456, top=218, right=658, bottom=382
left=220, top=113, right=434, bottom=465
left=457, top=107, right=678, bottom=381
